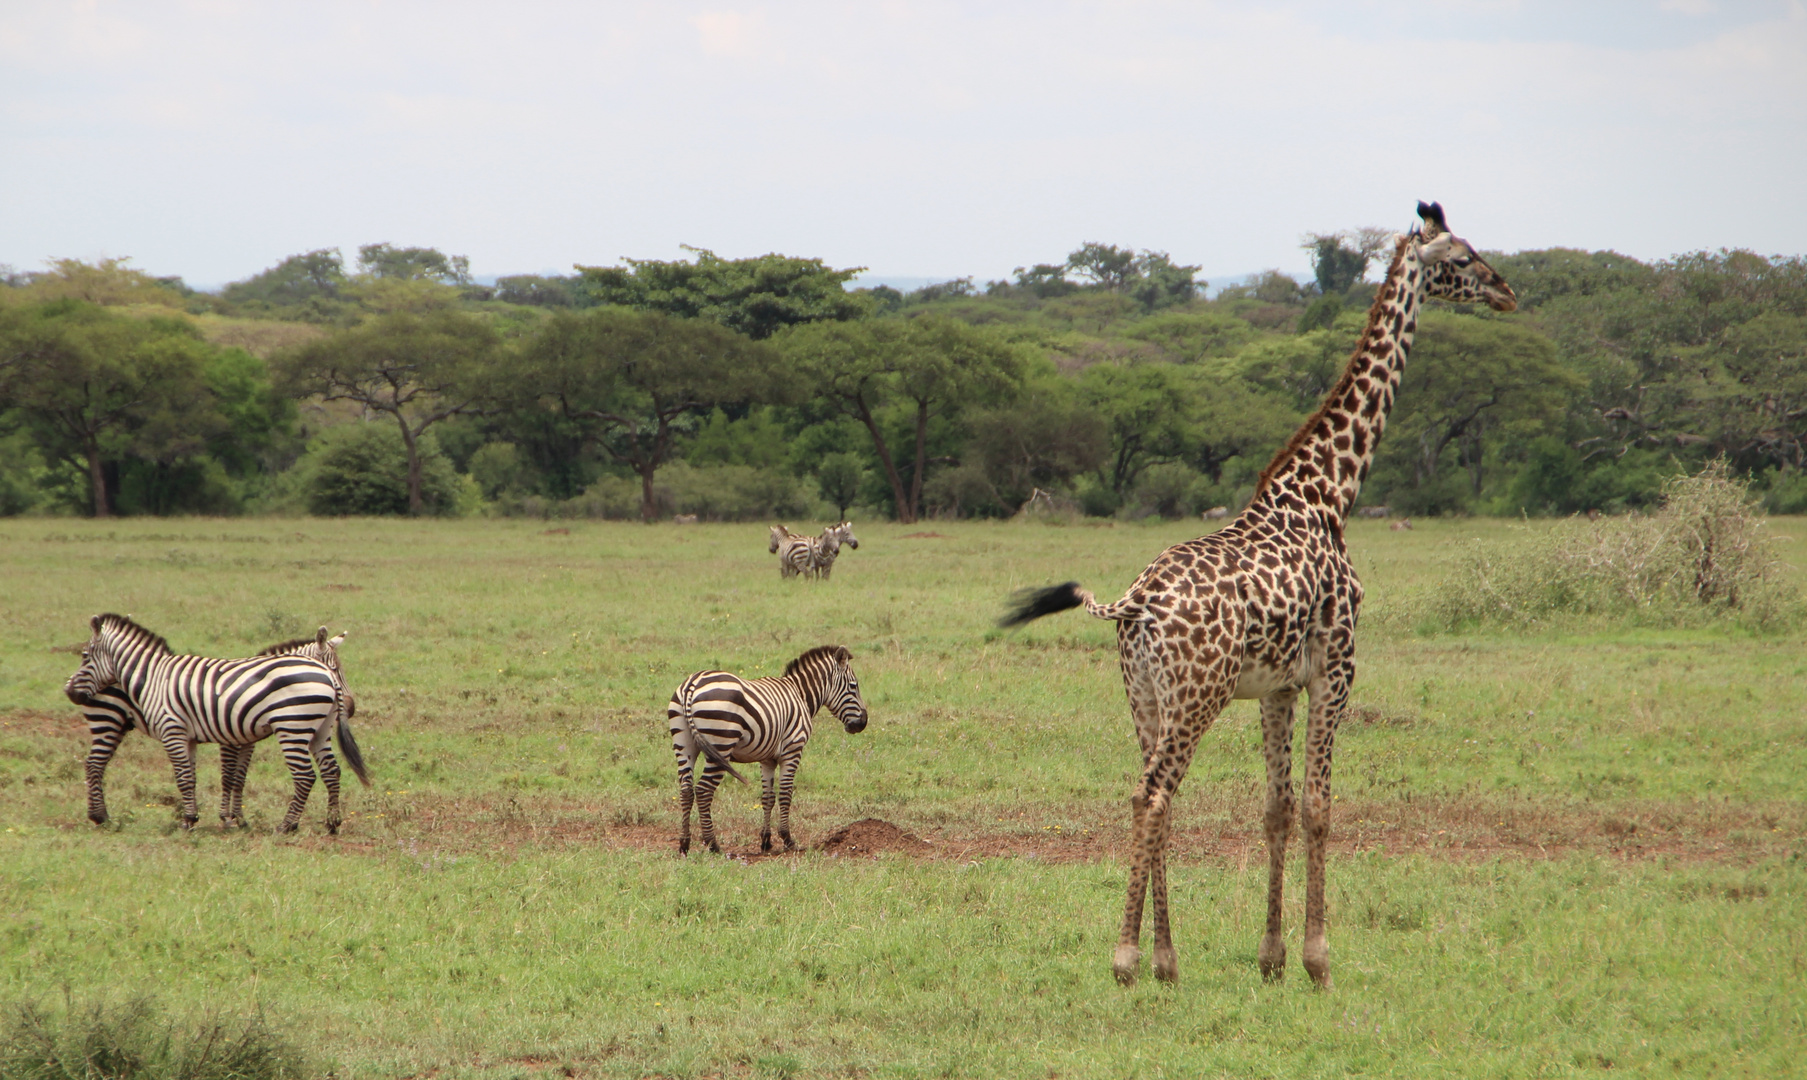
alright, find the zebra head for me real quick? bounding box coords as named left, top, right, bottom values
left=769, top=525, right=791, bottom=554
left=833, top=521, right=858, bottom=550
left=824, top=646, right=868, bottom=734
left=259, top=626, right=356, bottom=719
left=65, top=614, right=168, bottom=706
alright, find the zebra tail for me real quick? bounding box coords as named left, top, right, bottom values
left=336, top=718, right=372, bottom=787
left=682, top=703, right=748, bottom=785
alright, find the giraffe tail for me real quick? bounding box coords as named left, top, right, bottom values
left=680, top=694, right=748, bottom=785
left=1000, top=582, right=1138, bottom=627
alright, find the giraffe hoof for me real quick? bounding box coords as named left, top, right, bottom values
left=1304, top=940, right=1331, bottom=989
left=1259, top=936, right=1287, bottom=982
left=1152, top=947, right=1179, bottom=983
left=1112, top=945, right=1141, bottom=986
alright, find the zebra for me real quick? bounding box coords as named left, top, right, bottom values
left=810, top=521, right=859, bottom=580
left=63, top=614, right=368, bottom=834
left=770, top=524, right=816, bottom=580
left=667, top=644, right=868, bottom=855
left=74, top=626, right=364, bottom=827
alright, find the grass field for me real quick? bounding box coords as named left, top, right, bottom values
left=1, top=516, right=1803, bottom=1078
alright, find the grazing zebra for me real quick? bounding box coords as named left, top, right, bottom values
left=667, top=644, right=868, bottom=855
left=770, top=524, right=816, bottom=580
left=810, top=521, right=859, bottom=580
left=63, top=614, right=366, bottom=833
left=75, top=626, right=365, bottom=827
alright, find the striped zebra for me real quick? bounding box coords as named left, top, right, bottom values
left=63, top=614, right=368, bottom=834
left=667, top=644, right=868, bottom=855
left=810, top=521, right=859, bottom=580
left=74, top=626, right=365, bottom=828
left=770, top=524, right=816, bottom=580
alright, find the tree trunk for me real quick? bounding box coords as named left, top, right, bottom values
left=855, top=397, right=913, bottom=524
left=639, top=465, right=658, bottom=523
left=86, top=439, right=110, bottom=519
left=907, top=400, right=930, bottom=522
left=397, top=417, right=425, bottom=515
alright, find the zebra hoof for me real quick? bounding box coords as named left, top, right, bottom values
left=276, top=821, right=299, bottom=835
left=180, top=816, right=198, bottom=831
left=88, top=812, right=108, bottom=826
left=760, top=833, right=773, bottom=853
left=678, top=837, right=691, bottom=855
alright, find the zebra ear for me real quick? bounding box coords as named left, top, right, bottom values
left=834, top=645, right=851, bottom=662
left=90, top=615, right=103, bottom=632
left=316, top=626, right=329, bottom=645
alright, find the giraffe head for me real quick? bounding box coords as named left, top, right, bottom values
left=1412, top=201, right=1517, bottom=312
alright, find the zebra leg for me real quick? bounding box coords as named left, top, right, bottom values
left=776, top=753, right=803, bottom=851
left=695, top=765, right=728, bottom=854
left=759, top=761, right=778, bottom=853
left=274, top=731, right=318, bottom=834
left=83, top=724, right=127, bottom=826
left=313, top=744, right=344, bottom=835
left=156, top=728, right=201, bottom=829
left=219, top=744, right=254, bottom=827
left=676, top=758, right=696, bottom=855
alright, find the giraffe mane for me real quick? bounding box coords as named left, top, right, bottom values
left=783, top=644, right=850, bottom=677
left=1253, top=234, right=1412, bottom=498
left=94, top=613, right=172, bottom=655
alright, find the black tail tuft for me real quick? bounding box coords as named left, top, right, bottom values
left=999, top=582, right=1085, bottom=628
left=337, top=719, right=372, bottom=787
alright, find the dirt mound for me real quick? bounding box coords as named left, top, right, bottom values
left=815, top=818, right=933, bottom=857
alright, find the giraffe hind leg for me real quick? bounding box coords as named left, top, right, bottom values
left=1259, top=691, right=1299, bottom=982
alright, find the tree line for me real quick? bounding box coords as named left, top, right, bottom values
left=1, top=233, right=1803, bottom=522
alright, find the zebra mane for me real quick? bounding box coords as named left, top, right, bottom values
left=257, top=634, right=323, bottom=656
left=93, top=613, right=171, bottom=655
left=783, top=644, right=850, bottom=678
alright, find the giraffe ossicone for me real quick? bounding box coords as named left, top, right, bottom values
left=1001, top=201, right=1516, bottom=988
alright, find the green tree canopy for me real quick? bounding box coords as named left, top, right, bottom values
left=357, top=243, right=472, bottom=285
left=517, top=307, right=781, bottom=521
left=220, top=249, right=349, bottom=316
left=274, top=309, right=500, bottom=515
left=574, top=248, right=868, bottom=339
left=0, top=300, right=222, bottom=516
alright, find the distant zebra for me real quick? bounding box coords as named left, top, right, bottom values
left=810, top=521, right=859, bottom=580
left=667, top=644, right=868, bottom=854
left=64, top=615, right=368, bottom=833
left=770, top=524, right=815, bottom=580
left=75, top=627, right=366, bottom=828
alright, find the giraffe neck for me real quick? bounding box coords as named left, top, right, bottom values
left=1248, top=238, right=1426, bottom=525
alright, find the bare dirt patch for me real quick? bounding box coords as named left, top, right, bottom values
left=816, top=817, right=934, bottom=857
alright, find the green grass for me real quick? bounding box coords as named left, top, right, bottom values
left=1, top=516, right=1804, bottom=1076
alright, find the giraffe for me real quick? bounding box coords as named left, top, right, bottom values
left=1002, top=202, right=1516, bottom=988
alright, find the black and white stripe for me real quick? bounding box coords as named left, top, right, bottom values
left=668, top=644, right=868, bottom=854
left=64, top=614, right=368, bottom=833
left=75, top=627, right=367, bottom=828
left=810, top=521, right=859, bottom=580
left=770, top=524, right=816, bottom=579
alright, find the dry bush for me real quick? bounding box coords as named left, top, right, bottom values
left=1427, top=460, right=1802, bottom=631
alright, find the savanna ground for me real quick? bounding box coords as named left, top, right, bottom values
left=0, top=516, right=1803, bottom=1078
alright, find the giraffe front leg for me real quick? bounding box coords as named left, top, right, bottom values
left=219, top=744, right=253, bottom=827
left=776, top=754, right=801, bottom=852
left=1301, top=665, right=1352, bottom=990
left=759, top=761, right=777, bottom=853
left=1259, top=691, right=1299, bottom=982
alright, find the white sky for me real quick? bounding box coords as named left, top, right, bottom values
left=3, top=0, right=1804, bottom=289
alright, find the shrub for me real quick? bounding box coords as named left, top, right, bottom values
left=302, top=424, right=463, bottom=517
left=1427, top=460, right=1802, bottom=631
left=0, top=998, right=306, bottom=1080
left=1127, top=463, right=1209, bottom=520
left=490, top=465, right=810, bottom=522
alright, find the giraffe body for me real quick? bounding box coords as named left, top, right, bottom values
left=1003, top=202, right=1516, bottom=988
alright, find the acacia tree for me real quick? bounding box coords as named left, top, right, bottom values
left=517, top=308, right=781, bottom=521
left=781, top=316, right=1023, bottom=523
left=0, top=301, right=218, bottom=517
left=573, top=247, right=868, bottom=339
left=275, top=309, right=499, bottom=515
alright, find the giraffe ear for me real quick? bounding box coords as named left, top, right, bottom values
left=1417, top=201, right=1448, bottom=237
